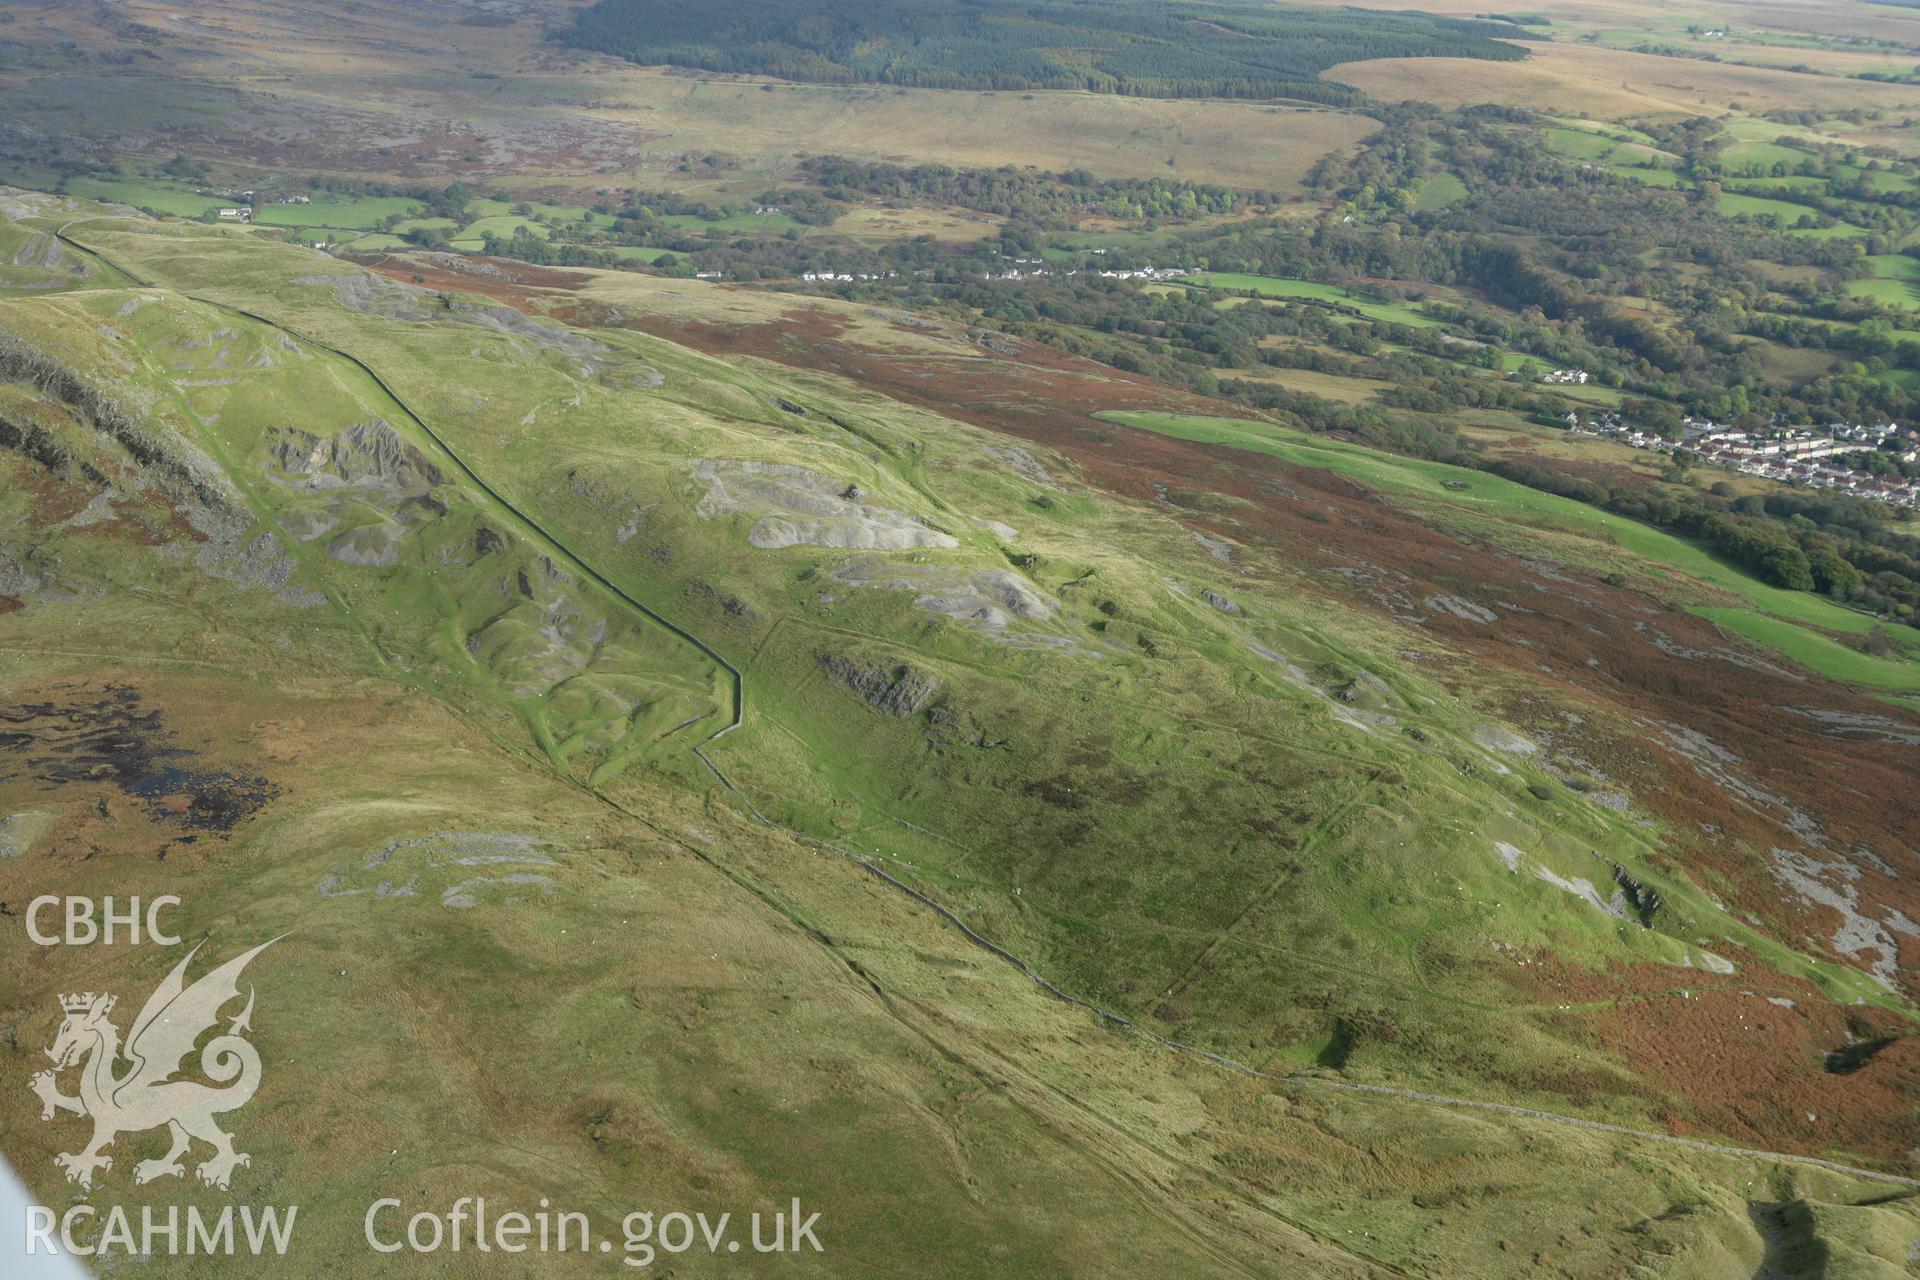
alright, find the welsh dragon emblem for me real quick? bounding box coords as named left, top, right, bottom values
left=29, top=938, right=280, bottom=1191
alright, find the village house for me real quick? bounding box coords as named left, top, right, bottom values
left=1623, top=416, right=1920, bottom=510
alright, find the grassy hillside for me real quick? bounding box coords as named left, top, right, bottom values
left=1, top=0, right=1919, bottom=1269
left=3, top=193, right=1919, bottom=1275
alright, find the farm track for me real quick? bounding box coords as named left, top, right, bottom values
left=43, top=222, right=1920, bottom=1207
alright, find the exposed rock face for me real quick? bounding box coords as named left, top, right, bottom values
left=0, top=335, right=325, bottom=606
left=1771, top=846, right=1907, bottom=990
left=973, top=517, right=1018, bottom=541
left=280, top=508, right=338, bottom=542
left=692, top=459, right=958, bottom=551
left=0, top=189, right=114, bottom=221
left=1191, top=531, right=1233, bottom=563
left=1612, top=864, right=1662, bottom=926
left=819, top=654, right=941, bottom=717
left=914, top=569, right=1055, bottom=626
left=0, top=810, right=53, bottom=859
left=326, top=522, right=403, bottom=567
left=826, top=557, right=1069, bottom=647
left=11, top=232, right=88, bottom=274
left=449, top=300, right=631, bottom=379
left=316, top=831, right=559, bottom=906
left=1426, top=594, right=1497, bottom=624
left=0, top=413, right=101, bottom=481
left=267, top=420, right=443, bottom=498
left=292, top=272, right=441, bottom=322
left=986, top=445, right=1054, bottom=486
left=0, top=334, right=238, bottom=510
left=265, top=421, right=444, bottom=572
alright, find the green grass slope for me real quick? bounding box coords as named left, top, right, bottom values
left=2, top=195, right=1918, bottom=1276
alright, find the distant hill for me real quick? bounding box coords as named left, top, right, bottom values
left=561, top=0, right=1531, bottom=105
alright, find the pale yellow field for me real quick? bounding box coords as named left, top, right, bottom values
left=1300, top=0, right=1920, bottom=48
left=555, top=72, right=1374, bottom=191
left=1679, top=39, right=1920, bottom=80
left=1328, top=40, right=1920, bottom=117
left=13, top=0, right=1916, bottom=196
left=1228, top=364, right=1396, bottom=405
left=818, top=205, right=1003, bottom=244
left=9, top=0, right=1371, bottom=194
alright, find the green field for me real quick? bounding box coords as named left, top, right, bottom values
left=35, top=176, right=432, bottom=230
left=251, top=196, right=424, bottom=228
left=1543, top=126, right=1620, bottom=161
left=1611, top=164, right=1687, bottom=187
left=1696, top=607, right=1920, bottom=692
left=1412, top=171, right=1468, bottom=211
left=1725, top=174, right=1829, bottom=193
left=1721, top=138, right=1814, bottom=174
left=1541, top=121, right=1684, bottom=190
left=466, top=198, right=595, bottom=222
left=451, top=214, right=553, bottom=245
left=659, top=210, right=805, bottom=233
left=1853, top=277, right=1920, bottom=308
left=389, top=216, right=462, bottom=236
left=1547, top=117, right=1663, bottom=148
left=1859, top=167, right=1918, bottom=194
left=1718, top=116, right=1829, bottom=145
left=63, top=176, right=229, bottom=218
left=1186, top=273, right=1441, bottom=327
left=1716, top=191, right=1865, bottom=236
left=1851, top=254, right=1920, bottom=309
